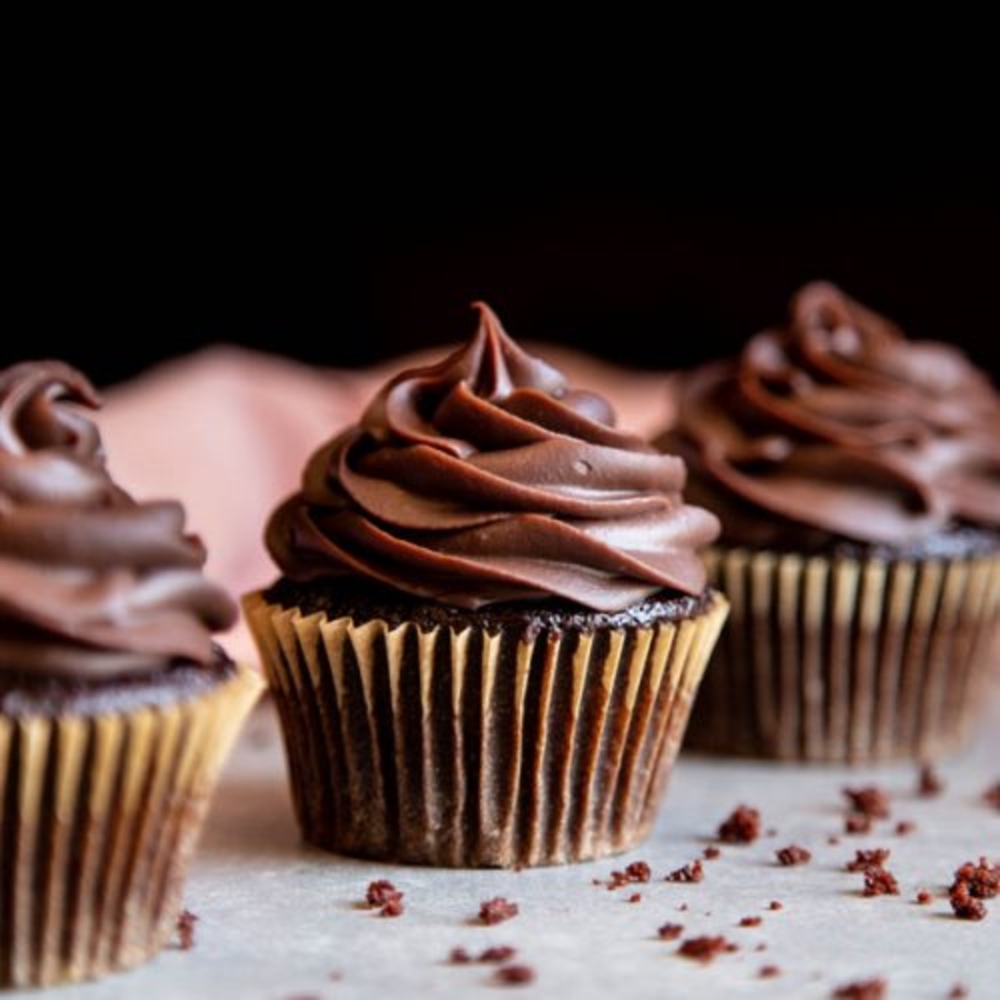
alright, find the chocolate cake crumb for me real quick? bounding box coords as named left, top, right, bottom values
left=843, top=785, right=890, bottom=819
left=677, top=936, right=738, bottom=962
left=949, top=881, right=987, bottom=920
left=915, top=890, right=933, bottom=905
left=862, top=867, right=900, bottom=897
left=627, top=893, right=642, bottom=904
left=378, top=896, right=405, bottom=917
left=480, top=946, right=516, bottom=963
left=755, top=943, right=768, bottom=952
left=739, top=916, right=763, bottom=927
left=775, top=845, right=812, bottom=866
left=917, top=763, right=944, bottom=797
left=366, top=880, right=403, bottom=908
left=832, top=977, right=887, bottom=999
left=845, top=813, right=873, bottom=835
left=717, top=805, right=761, bottom=844
left=758, top=965, right=781, bottom=978
left=768, top=900, right=783, bottom=911
left=828, top=835, right=841, bottom=846
left=657, top=922, right=684, bottom=940
left=493, top=964, right=535, bottom=986
left=895, top=820, right=916, bottom=836
left=948, top=983, right=969, bottom=998
left=449, top=947, right=473, bottom=964
left=703, top=845, right=721, bottom=860
left=846, top=848, right=891, bottom=872
left=951, top=857, right=999, bottom=899
left=176, top=909, right=198, bottom=950
left=605, top=860, right=651, bottom=890
left=479, top=897, right=519, bottom=925
left=984, top=781, right=1000, bottom=810
left=666, top=860, right=704, bottom=883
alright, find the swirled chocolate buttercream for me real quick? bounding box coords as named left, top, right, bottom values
left=0, top=361, right=237, bottom=680
left=661, top=282, right=1000, bottom=551
left=266, top=302, right=720, bottom=610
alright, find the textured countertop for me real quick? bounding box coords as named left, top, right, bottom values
left=17, top=674, right=999, bottom=1000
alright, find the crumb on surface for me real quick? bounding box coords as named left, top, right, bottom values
left=951, top=857, right=999, bottom=899
left=842, top=785, right=890, bottom=819
left=949, top=881, right=987, bottom=920
left=917, top=762, right=944, bottom=797
left=846, top=848, right=890, bottom=872
left=480, top=946, right=516, bottom=964
left=948, top=983, right=969, bottom=998
left=758, top=964, right=781, bottom=978
left=479, top=897, right=519, bottom=925
left=176, top=909, right=198, bottom=951
left=831, top=977, right=887, bottom=999
left=627, top=893, right=642, bottom=904
left=657, top=922, right=684, bottom=941
left=862, top=867, right=900, bottom=897
left=845, top=812, right=873, bottom=835
left=366, top=880, right=403, bottom=908
left=984, top=781, right=1000, bottom=810
left=703, top=845, right=721, bottom=860
left=449, top=947, right=473, bottom=964
left=739, top=915, right=763, bottom=927
left=677, top=936, right=738, bottom=962
left=915, top=889, right=933, bottom=905
left=775, top=845, right=812, bottom=866
left=493, top=964, right=535, bottom=986
left=605, top=860, right=651, bottom=889
left=666, top=860, right=704, bottom=883
left=717, top=805, right=761, bottom=844
left=894, top=820, right=916, bottom=836
left=768, top=900, right=784, bottom=911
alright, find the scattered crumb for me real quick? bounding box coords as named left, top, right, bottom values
left=984, top=781, right=1000, bottom=810
left=768, top=900, right=784, bottom=911
left=657, top=923, right=684, bottom=941
left=480, top=946, right=517, bottom=964
left=605, top=860, right=651, bottom=889
left=948, top=983, right=969, bottom=998
left=846, top=849, right=891, bottom=872
left=775, top=845, right=812, bottom=866
left=842, top=785, right=890, bottom=819
left=678, top=903, right=688, bottom=911
left=831, top=977, right=887, bottom=999
left=949, top=881, right=987, bottom=920
left=862, top=867, right=900, bottom=897
left=366, top=880, right=404, bottom=911
left=755, top=943, right=768, bottom=952
left=739, top=916, right=762, bottom=927
left=479, top=897, right=519, bottom=925
left=828, top=835, right=841, bottom=846
left=951, top=857, right=999, bottom=899
left=915, top=889, right=933, bottom=905
left=493, top=964, right=535, bottom=986
left=176, top=909, right=198, bottom=951
left=627, top=893, right=642, bottom=904
left=449, top=947, right=473, bottom=964
left=917, top=762, right=944, bottom=797
left=894, top=820, right=916, bottom=836
left=717, top=805, right=762, bottom=844
left=703, top=845, right=721, bottom=861
left=379, top=896, right=404, bottom=918
left=845, top=813, right=873, bottom=835
left=665, top=860, right=704, bottom=883
left=758, top=965, right=781, bottom=978
left=677, top=936, right=738, bottom=963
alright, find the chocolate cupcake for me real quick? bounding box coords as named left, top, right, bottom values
left=0, top=362, right=263, bottom=989
left=657, top=282, right=1000, bottom=762
left=243, top=302, right=728, bottom=867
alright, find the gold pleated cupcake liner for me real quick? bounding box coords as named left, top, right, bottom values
left=243, top=590, right=728, bottom=868
left=686, top=548, right=1000, bottom=763
left=0, top=662, right=263, bottom=990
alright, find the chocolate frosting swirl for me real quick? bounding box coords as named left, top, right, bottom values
left=266, top=302, right=720, bottom=610
left=661, top=282, right=1000, bottom=549
left=0, top=361, right=237, bottom=680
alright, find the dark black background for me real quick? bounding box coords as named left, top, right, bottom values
left=7, top=149, right=997, bottom=391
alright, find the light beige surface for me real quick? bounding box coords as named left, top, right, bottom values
left=13, top=671, right=997, bottom=1000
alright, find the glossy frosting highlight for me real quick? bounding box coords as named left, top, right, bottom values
left=267, top=302, right=720, bottom=610
left=662, top=282, right=1000, bottom=549
left=0, top=361, right=237, bottom=680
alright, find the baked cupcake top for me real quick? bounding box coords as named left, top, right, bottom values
left=659, top=282, right=1000, bottom=553
left=0, top=361, right=237, bottom=681
left=266, top=302, right=720, bottom=611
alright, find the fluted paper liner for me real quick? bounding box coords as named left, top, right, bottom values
left=0, top=662, right=263, bottom=990
left=243, top=591, right=728, bottom=868
left=686, top=548, right=1000, bottom=762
